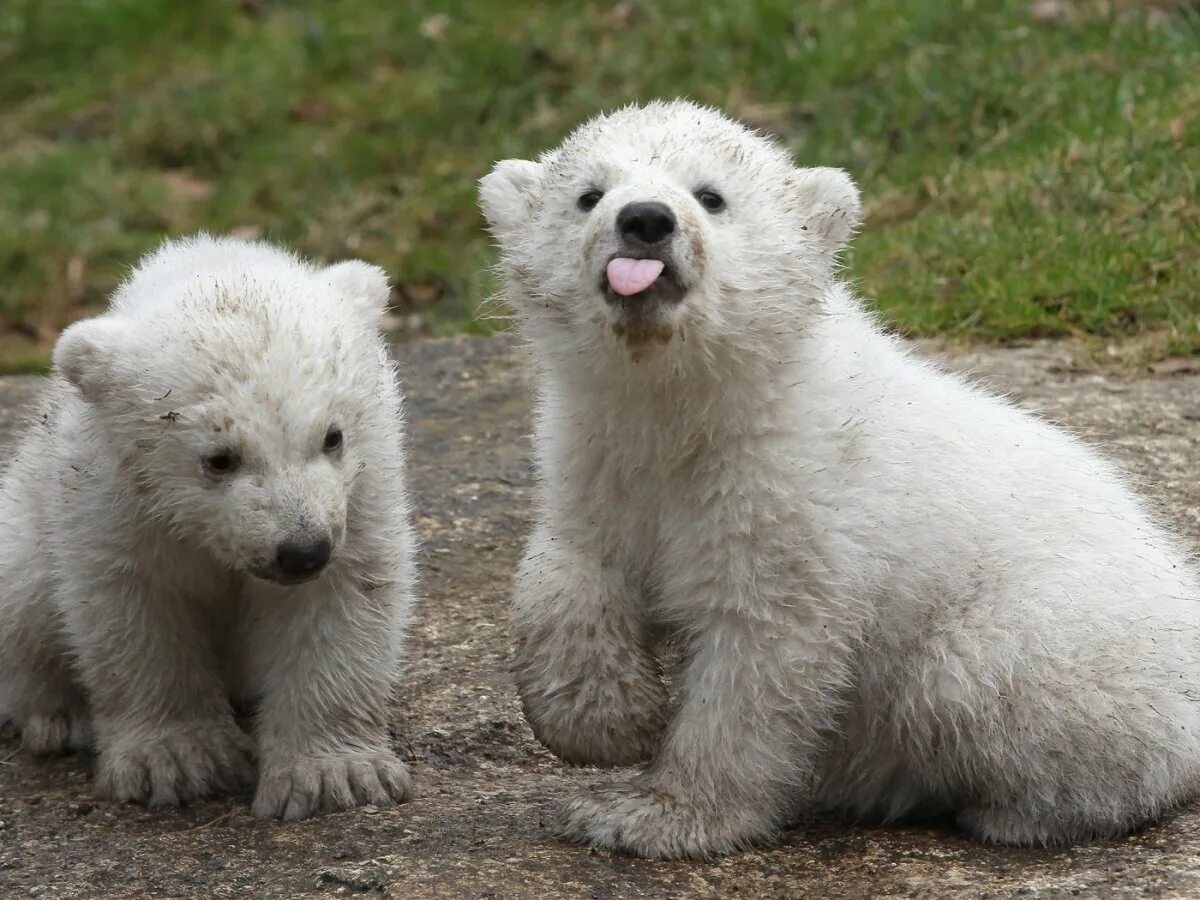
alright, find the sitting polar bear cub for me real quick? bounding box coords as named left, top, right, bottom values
left=481, top=101, right=1200, bottom=858
left=0, top=235, right=415, bottom=820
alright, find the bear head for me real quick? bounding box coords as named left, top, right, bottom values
left=480, top=100, right=861, bottom=359
left=53, top=235, right=397, bottom=585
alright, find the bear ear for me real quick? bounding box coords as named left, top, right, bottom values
left=479, top=159, right=544, bottom=237
left=53, top=316, right=130, bottom=403
left=791, top=167, right=862, bottom=254
left=324, top=260, right=392, bottom=326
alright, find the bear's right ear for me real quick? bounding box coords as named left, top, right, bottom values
left=324, top=260, right=392, bottom=327
left=53, top=316, right=130, bottom=403
left=479, top=159, right=543, bottom=237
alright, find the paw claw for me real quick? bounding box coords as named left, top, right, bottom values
left=95, top=721, right=255, bottom=807
left=253, top=750, right=412, bottom=821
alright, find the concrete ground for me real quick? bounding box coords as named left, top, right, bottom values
left=1, top=335, right=1198, bottom=899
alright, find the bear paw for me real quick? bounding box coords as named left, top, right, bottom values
left=21, top=706, right=93, bottom=756
left=516, top=659, right=669, bottom=767
left=94, top=722, right=256, bottom=807
left=955, top=804, right=1084, bottom=846
left=557, top=780, right=773, bottom=859
left=251, top=750, right=413, bottom=821
left=526, top=695, right=667, bottom=767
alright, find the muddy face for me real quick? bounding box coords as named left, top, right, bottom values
left=574, top=169, right=719, bottom=349
left=132, top=386, right=354, bottom=585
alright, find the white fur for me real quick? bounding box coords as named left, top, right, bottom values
left=0, top=235, right=416, bottom=819
left=482, top=100, right=1200, bottom=859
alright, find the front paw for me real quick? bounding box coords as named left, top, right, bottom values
left=95, top=722, right=256, bottom=807
left=252, top=749, right=412, bottom=821
left=558, top=780, right=774, bottom=859
left=516, top=660, right=669, bottom=767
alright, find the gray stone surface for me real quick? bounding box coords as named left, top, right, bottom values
left=1, top=335, right=1198, bottom=899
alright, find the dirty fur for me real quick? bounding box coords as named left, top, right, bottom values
left=480, top=100, right=1200, bottom=859
left=0, top=235, right=416, bottom=820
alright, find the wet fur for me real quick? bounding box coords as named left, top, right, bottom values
left=0, top=235, right=417, bottom=819
left=482, top=100, right=1200, bottom=859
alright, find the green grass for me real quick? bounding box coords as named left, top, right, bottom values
left=1, top=0, right=1197, bottom=371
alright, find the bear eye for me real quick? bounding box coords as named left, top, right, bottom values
left=202, top=451, right=239, bottom=477
left=577, top=190, right=604, bottom=212
left=696, top=189, right=726, bottom=213
left=323, top=426, right=344, bottom=453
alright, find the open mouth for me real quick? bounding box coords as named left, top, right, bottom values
left=602, top=255, right=686, bottom=305
left=601, top=254, right=686, bottom=347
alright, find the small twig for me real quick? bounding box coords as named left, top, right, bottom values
left=0, top=750, right=20, bottom=766
left=190, top=811, right=235, bottom=830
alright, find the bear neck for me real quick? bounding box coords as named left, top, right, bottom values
left=528, top=278, right=884, bottom=444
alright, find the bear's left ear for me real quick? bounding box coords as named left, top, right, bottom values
left=479, top=159, right=544, bottom=238
left=791, top=167, right=862, bottom=255
left=324, top=260, right=392, bottom=327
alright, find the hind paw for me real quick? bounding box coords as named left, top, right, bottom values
left=21, top=707, right=93, bottom=755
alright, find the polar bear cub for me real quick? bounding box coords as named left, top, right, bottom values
left=481, top=100, right=1200, bottom=858
left=0, top=235, right=415, bottom=819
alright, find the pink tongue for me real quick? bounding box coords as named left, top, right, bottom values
left=606, top=258, right=664, bottom=296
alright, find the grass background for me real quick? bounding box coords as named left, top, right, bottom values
left=0, top=0, right=1196, bottom=373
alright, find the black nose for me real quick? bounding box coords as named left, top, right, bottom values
left=275, top=534, right=332, bottom=578
left=617, top=201, right=676, bottom=245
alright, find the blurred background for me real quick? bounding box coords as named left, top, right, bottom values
left=1, top=0, right=1196, bottom=373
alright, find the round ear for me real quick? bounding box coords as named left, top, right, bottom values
left=792, top=167, right=863, bottom=255
left=324, top=260, right=392, bottom=326
left=479, top=159, right=544, bottom=238
left=53, top=316, right=131, bottom=403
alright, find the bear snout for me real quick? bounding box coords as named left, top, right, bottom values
left=616, top=201, right=676, bottom=246
left=273, top=533, right=333, bottom=582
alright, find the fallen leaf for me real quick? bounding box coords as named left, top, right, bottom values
left=866, top=188, right=925, bottom=226
left=163, top=171, right=214, bottom=201
left=420, top=14, right=449, bottom=41
left=290, top=98, right=328, bottom=122
left=1030, top=0, right=1071, bottom=23
left=2, top=320, right=39, bottom=340
left=609, top=1, right=639, bottom=28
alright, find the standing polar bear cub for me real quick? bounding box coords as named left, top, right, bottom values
left=481, top=101, right=1200, bottom=858
left=0, top=235, right=415, bottom=820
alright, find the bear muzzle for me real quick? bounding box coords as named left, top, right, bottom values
left=263, top=532, right=334, bottom=585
